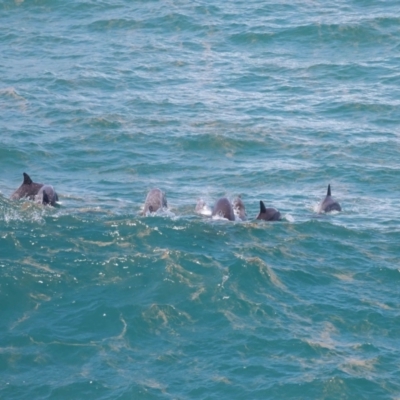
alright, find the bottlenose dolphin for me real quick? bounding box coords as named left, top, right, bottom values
left=232, top=195, right=247, bottom=220
left=212, top=197, right=235, bottom=221
left=35, top=185, right=59, bottom=206
left=256, top=201, right=281, bottom=221
left=318, top=184, right=341, bottom=213
left=195, top=198, right=212, bottom=216
left=10, top=172, right=43, bottom=200
left=143, top=188, right=167, bottom=214
left=195, top=198, right=206, bottom=213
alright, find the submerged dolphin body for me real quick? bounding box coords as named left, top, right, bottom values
left=36, top=185, right=59, bottom=206
left=232, top=196, right=247, bottom=221
left=318, top=184, right=341, bottom=213
left=256, top=200, right=281, bottom=221
left=143, top=188, right=167, bottom=214
left=212, top=197, right=235, bottom=221
left=10, top=173, right=44, bottom=200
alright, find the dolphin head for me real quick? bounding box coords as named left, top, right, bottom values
left=195, top=198, right=206, bottom=212
left=232, top=195, right=247, bottom=220
left=195, top=198, right=212, bottom=216
left=36, top=185, right=58, bottom=206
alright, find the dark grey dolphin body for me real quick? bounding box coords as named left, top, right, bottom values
left=36, top=185, right=59, bottom=206
left=10, top=173, right=44, bottom=200
left=256, top=201, right=281, bottom=221
left=318, top=184, right=341, bottom=213
left=212, top=197, right=235, bottom=221
left=143, top=188, right=167, bottom=214
left=232, top=196, right=247, bottom=220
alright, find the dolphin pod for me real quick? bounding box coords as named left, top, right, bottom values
left=196, top=197, right=281, bottom=221
left=10, top=173, right=342, bottom=217
left=194, top=184, right=341, bottom=221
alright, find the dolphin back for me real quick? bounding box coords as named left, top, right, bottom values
left=322, top=199, right=341, bottom=212
left=143, top=188, right=167, bottom=214
left=319, top=184, right=341, bottom=213
left=10, top=172, right=44, bottom=200
left=257, top=200, right=281, bottom=221
left=212, top=197, right=235, bottom=221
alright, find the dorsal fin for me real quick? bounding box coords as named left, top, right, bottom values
left=23, top=172, right=33, bottom=185
left=327, top=184, right=331, bottom=196
left=260, top=200, right=267, bottom=213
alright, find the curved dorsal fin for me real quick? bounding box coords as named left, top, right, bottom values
left=327, top=184, right=331, bottom=196
left=260, top=200, right=267, bottom=213
left=23, top=172, right=33, bottom=185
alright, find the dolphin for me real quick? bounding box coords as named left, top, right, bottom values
left=143, top=188, right=167, bottom=214
left=195, top=198, right=207, bottom=213
left=10, top=172, right=44, bottom=200
left=212, top=197, right=235, bottom=221
left=256, top=201, right=281, bottom=221
left=35, top=185, right=59, bottom=206
left=195, top=198, right=212, bottom=216
left=232, top=195, right=247, bottom=220
left=318, top=184, right=341, bottom=213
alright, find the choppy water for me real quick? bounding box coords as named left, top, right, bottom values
left=1, top=0, right=400, bottom=398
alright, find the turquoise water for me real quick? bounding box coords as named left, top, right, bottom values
left=1, top=0, right=400, bottom=398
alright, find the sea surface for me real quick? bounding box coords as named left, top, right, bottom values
left=1, top=0, right=400, bottom=398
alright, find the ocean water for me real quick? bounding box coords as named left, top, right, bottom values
left=1, top=0, right=400, bottom=398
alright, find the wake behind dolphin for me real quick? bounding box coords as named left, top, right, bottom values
left=317, top=184, right=341, bottom=213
